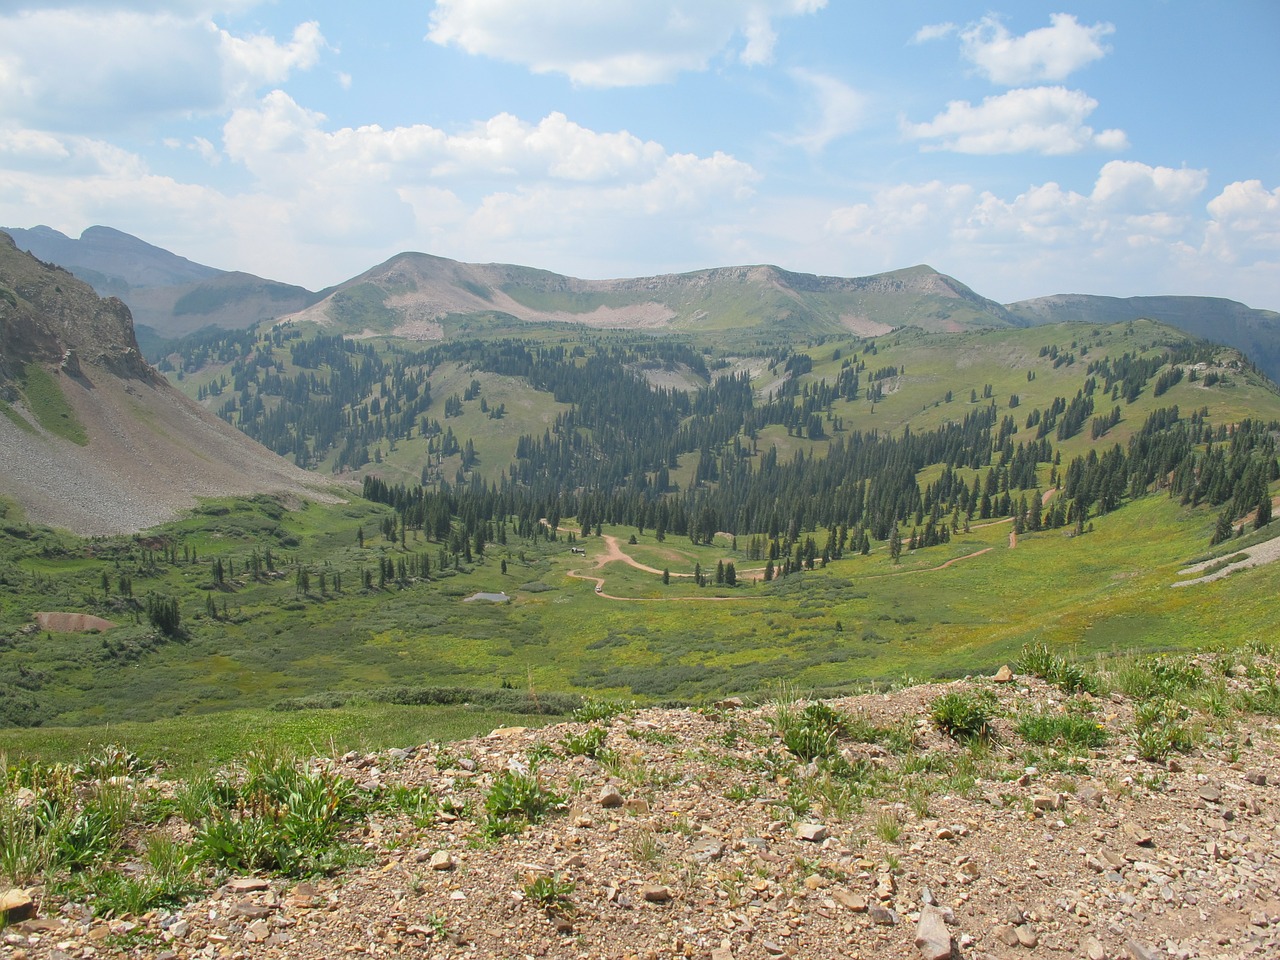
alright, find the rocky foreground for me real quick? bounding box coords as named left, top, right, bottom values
left=3, top=667, right=1280, bottom=960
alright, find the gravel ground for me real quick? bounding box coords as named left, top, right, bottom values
left=4, top=665, right=1279, bottom=960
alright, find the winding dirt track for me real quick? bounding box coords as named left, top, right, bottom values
left=565, top=534, right=997, bottom=600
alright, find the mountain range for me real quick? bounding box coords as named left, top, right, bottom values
left=0, top=231, right=338, bottom=535
left=6, top=225, right=1280, bottom=381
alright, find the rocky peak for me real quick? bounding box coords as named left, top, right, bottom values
left=0, top=230, right=154, bottom=382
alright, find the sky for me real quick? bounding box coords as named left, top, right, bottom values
left=1, top=1, right=1277, bottom=310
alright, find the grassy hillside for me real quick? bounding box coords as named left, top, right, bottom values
left=5, top=317, right=1278, bottom=731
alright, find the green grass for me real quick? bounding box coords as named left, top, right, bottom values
left=0, top=398, right=36, bottom=434
left=0, top=703, right=559, bottom=772
left=16, top=363, right=88, bottom=445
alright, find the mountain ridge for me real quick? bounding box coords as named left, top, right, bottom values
left=4, top=224, right=1279, bottom=380
left=0, top=232, right=342, bottom=534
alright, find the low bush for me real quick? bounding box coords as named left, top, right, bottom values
left=930, top=691, right=997, bottom=742
left=483, top=767, right=563, bottom=836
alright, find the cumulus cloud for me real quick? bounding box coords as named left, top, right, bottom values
left=0, top=7, right=326, bottom=132
left=219, top=20, right=328, bottom=90
left=960, top=13, right=1113, bottom=86
left=426, top=0, right=827, bottom=86
left=817, top=161, right=1240, bottom=300
left=781, top=69, right=867, bottom=152
left=216, top=92, right=760, bottom=263
left=221, top=93, right=758, bottom=194
left=903, top=86, right=1128, bottom=155
left=1203, top=180, right=1280, bottom=271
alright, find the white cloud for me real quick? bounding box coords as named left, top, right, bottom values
left=1092, top=160, right=1207, bottom=211
left=219, top=20, right=328, bottom=91
left=960, top=13, right=1113, bottom=86
left=817, top=162, right=1242, bottom=301
left=222, top=93, right=756, bottom=194
left=781, top=69, right=867, bottom=152
left=426, top=0, right=827, bottom=87
left=1203, top=180, right=1280, bottom=269
left=911, top=22, right=955, bottom=44
left=903, top=86, right=1128, bottom=155
left=0, top=7, right=326, bottom=132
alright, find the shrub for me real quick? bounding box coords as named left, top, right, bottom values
left=1016, top=642, right=1099, bottom=695
left=524, top=873, right=575, bottom=912
left=1131, top=699, right=1196, bottom=761
left=192, top=757, right=363, bottom=876
left=571, top=698, right=629, bottom=723
left=483, top=768, right=563, bottom=836
left=1242, top=680, right=1280, bottom=716
left=559, top=726, right=612, bottom=759
left=930, top=691, right=997, bottom=742
left=1111, top=655, right=1202, bottom=701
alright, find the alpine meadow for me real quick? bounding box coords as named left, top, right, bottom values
left=3, top=3, right=1280, bottom=956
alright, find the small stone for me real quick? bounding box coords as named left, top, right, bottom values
left=428, top=851, right=455, bottom=871
left=231, top=900, right=272, bottom=920
left=1015, top=924, right=1038, bottom=948
left=599, top=785, right=624, bottom=808
left=244, top=919, right=270, bottom=942
left=994, top=664, right=1015, bottom=683
left=795, top=823, right=829, bottom=842
left=623, top=798, right=650, bottom=814
left=935, top=827, right=955, bottom=841
left=226, top=877, right=271, bottom=893
left=1084, top=936, right=1106, bottom=960
left=914, top=905, right=952, bottom=960
left=867, top=904, right=897, bottom=926
left=995, top=924, right=1021, bottom=947
left=1121, top=823, right=1153, bottom=847
left=1099, top=848, right=1126, bottom=869
left=763, top=942, right=787, bottom=956
left=832, top=890, right=867, bottom=912
left=169, top=919, right=190, bottom=938
left=1197, top=784, right=1221, bottom=803
left=691, top=839, right=725, bottom=863
left=711, top=948, right=735, bottom=960
left=1004, top=905, right=1025, bottom=925
left=640, top=884, right=673, bottom=903
left=1125, top=941, right=1158, bottom=960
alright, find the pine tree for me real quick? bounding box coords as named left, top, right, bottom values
left=1211, top=510, right=1233, bottom=545
left=1255, top=493, right=1272, bottom=530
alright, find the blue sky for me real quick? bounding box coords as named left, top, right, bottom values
left=1, top=1, right=1277, bottom=309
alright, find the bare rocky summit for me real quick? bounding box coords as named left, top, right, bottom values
left=3, top=665, right=1278, bottom=960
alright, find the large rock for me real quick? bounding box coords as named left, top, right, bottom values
left=914, top=905, right=953, bottom=960
left=0, top=888, right=35, bottom=923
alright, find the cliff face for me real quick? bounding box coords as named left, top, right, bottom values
left=0, top=231, right=153, bottom=383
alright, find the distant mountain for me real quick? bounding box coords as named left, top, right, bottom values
left=281, top=253, right=1020, bottom=339
left=1006, top=294, right=1280, bottom=382
left=1, top=225, right=319, bottom=339
left=0, top=231, right=339, bottom=534
left=8, top=224, right=1280, bottom=380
